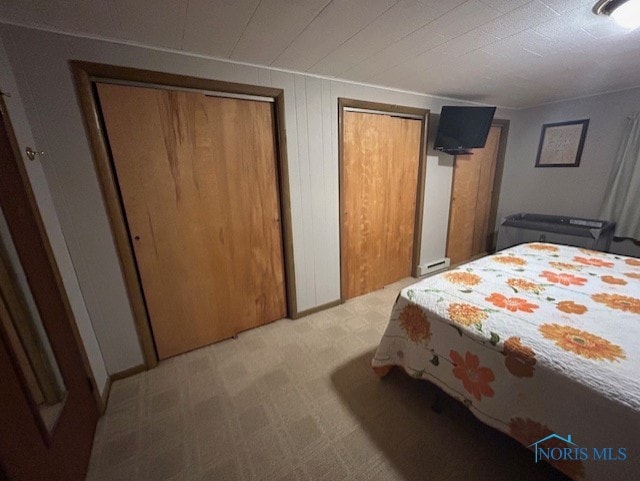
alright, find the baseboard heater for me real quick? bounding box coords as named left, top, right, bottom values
left=418, top=258, right=450, bottom=276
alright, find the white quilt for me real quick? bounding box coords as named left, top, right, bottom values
left=372, top=243, right=640, bottom=480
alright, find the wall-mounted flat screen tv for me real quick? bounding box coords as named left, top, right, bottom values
left=434, top=106, right=496, bottom=155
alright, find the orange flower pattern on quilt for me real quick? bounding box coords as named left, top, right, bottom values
left=573, top=256, right=614, bottom=268
left=556, top=300, right=588, bottom=315
left=591, top=293, right=640, bottom=314
left=493, top=255, right=527, bottom=266
left=549, top=261, right=582, bottom=271
left=625, top=258, right=640, bottom=267
left=398, top=303, right=432, bottom=343
left=506, top=278, right=545, bottom=294
left=539, top=324, right=625, bottom=362
left=486, top=293, right=539, bottom=313
left=508, top=418, right=585, bottom=480
left=447, top=303, right=488, bottom=327
left=450, top=350, right=495, bottom=401
left=540, top=270, right=587, bottom=287
left=527, top=243, right=558, bottom=252
left=443, top=271, right=481, bottom=286
left=509, top=417, right=550, bottom=446
left=601, top=275, right=627, bottom=285
left=625, top=272, right=640, bottom=279
left=503, top=337, right=536, bottom=378
left=579, top=247, right=605, bottom=256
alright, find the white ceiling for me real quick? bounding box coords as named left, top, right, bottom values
left=2, top=0, right=640, bottom=108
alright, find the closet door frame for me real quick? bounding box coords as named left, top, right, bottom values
left=71, top=61, right=296, bottom=369
left=445, top=118, right=510, bottom=261
left=338, top=98, right=429, bottom=302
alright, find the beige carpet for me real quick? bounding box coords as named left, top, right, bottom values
left=87, top=278, right=566, bottom=481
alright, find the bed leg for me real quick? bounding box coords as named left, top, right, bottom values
left=372, top=365, right=393, bottom=378
left=432, top=392, right=443, bottom=414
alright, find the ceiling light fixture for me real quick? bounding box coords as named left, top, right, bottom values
left=594, top=0, right=640, bottom=29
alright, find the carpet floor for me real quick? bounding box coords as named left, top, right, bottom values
left=86, top=278, right=566, bottom=481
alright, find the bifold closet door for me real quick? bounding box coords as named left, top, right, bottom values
left=446, top=125, right=501, bottom=265
left=342, top=111, right=421, bottom=299
left=97, top=83, right=286, bottom=359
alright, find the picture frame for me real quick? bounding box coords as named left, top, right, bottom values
left=534, top=119, right=589, bottom=168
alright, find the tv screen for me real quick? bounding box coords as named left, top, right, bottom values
left=434, top=106, right=496, bottom=154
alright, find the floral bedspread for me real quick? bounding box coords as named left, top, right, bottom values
left=372, top=243, right=640, bottom=480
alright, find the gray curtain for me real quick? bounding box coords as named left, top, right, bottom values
left=600, top=113, right=640, bottom=240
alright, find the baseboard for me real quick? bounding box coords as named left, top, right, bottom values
left=291, top=299, right=341, bottom=319
left=110, top=363, right=146, bottom=381
left=417, top=258, right=450, bottom=276
left=96, top=364, right=146, bottom=415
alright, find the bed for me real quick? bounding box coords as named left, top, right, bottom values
left=372, top=243, right=640, bottom=480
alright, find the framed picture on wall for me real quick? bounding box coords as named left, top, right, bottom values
left=535, top=119, right=589, bottom=167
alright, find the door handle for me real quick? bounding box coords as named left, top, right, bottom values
left=25, top=147, right=45, bottom=161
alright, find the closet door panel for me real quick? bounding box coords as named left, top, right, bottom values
left=97, top=83, right=285, bottom=359
left=447, top=125, right=502, bottom=265
left=342, top=111, right=421, bottom=299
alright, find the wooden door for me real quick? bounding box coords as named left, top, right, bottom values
left=97, top=84, right=286, bottom=359
left=446, top=124, right=502, bottom=265
left=0, top=97, right=98, bottom=481
left=342, top=111, right=422, bottom=299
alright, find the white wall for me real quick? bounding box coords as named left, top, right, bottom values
left=497, top=87, right=640, bottom=258
left=0, top=24, right=517, bottom=373
left=0, top=37, right=109, bottom=393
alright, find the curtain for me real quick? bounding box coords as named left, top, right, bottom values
left=600, top=113, right=640, bottom=240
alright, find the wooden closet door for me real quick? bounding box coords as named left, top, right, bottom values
left=342, top=111, right=421, bottom=299
left=446, top=125, right=501, bottom=265
left=97, top=84, right=286, bottom=359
